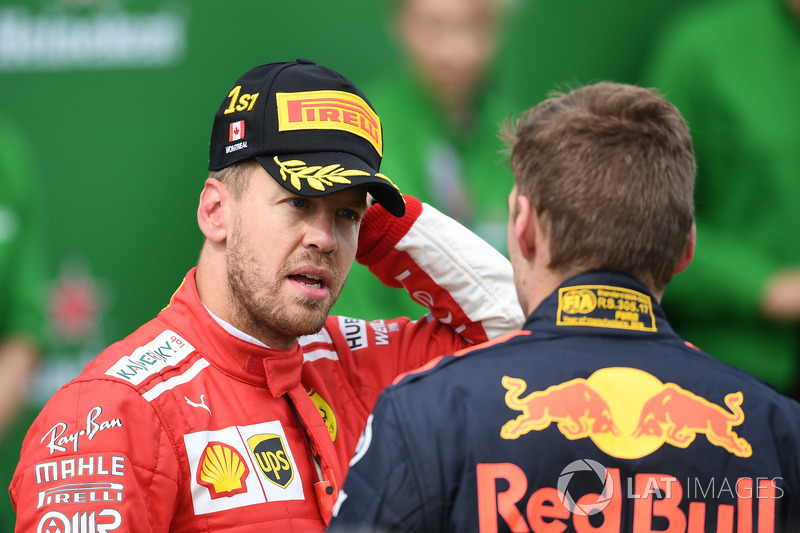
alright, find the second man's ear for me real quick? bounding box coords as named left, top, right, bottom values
left=513, top=194, right=537, bottom=260
left=674, top=223, right=696, bottom=275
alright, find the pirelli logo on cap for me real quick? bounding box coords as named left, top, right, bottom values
left=276, top=90, right=383, bottom=156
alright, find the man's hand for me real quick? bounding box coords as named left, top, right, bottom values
left=0, top=338, right=38, bottom=436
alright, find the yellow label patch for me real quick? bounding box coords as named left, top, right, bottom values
left=556, top=285, right=656, bottom=332
left=276, top=90, right=382, bottom=156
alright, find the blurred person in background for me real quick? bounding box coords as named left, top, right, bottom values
left=642, top=0, right=800, bottom=398
left=0, top=114, right=47, bottom=527
left=332, top=0, right=518, bottom=320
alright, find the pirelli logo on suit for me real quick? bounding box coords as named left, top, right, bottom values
left=276, top=90, right=382, bottom=155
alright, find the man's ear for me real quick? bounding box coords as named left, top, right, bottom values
left=197, top=178, right=229, bottom=243
left=674, top=223, right=696, bottom=275
left=513, top=194, right=536, bottom=260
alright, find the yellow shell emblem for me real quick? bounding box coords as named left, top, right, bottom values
left=196, top=442, right=250, bottom=499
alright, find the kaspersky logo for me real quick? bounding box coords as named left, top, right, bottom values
left=501, top=367, right=752, bottom=459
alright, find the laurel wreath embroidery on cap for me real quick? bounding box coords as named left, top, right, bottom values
left=274, top=156, right=368, bottom=192
left=375, top=173, right=401, bottom=191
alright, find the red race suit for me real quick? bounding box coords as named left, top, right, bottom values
left=10, top=196, right=523, bottom=532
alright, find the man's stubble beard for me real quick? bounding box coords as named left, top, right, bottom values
left=226, top=224, right=342, bottom=344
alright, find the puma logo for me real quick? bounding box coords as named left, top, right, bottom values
left=185, top=394, right=211, bottom=415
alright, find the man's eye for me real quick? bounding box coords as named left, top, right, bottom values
left=288, top=198, right=306, bottom=208
left=339, top=209, right=360, bottom=222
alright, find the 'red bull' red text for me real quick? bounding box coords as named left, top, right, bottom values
left=476, top=464, right=778, bottom=533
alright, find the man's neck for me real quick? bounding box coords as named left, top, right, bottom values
left=205, top=305, right=271, bottom=348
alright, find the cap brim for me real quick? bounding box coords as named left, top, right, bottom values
left=256, top=152, right=405, bottom=217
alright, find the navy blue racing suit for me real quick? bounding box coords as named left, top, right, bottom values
left=330, top=271, right=800, bottom=533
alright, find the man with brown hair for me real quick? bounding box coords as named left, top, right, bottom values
left=330, top=82, right=800, bottom=532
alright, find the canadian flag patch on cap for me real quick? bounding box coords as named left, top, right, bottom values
left=229, top=120, right=245, bottom=142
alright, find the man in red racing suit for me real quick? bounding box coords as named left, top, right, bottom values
left=9, top=59, right=523, bottom=532
left=10, top=199, right=521, bottom=533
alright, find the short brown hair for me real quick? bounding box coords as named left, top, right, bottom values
left=502, top=82, right=695, bottom=291
left=208, top=159, right=261, bottom=200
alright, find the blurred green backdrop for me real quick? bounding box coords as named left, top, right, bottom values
left=0, top=0, right=698, bottom=527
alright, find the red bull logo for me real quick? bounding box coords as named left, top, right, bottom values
left=501, top=377, right=619, bottom=440
left=633, top=384, right=751, bottom=457
left=477, top=463, right=779, bottom=533
left=501, top=367, right=752, bottom=459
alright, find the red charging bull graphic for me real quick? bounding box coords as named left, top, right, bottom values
left=501, top=377, right=619, bottom=440
left=633, top=384, right=752, bottom=457
left=501, top=367, right=753, bottom=459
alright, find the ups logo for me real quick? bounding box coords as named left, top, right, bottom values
left=247, top=433, right=294, bottom=489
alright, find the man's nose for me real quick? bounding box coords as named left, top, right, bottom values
left=303, top=214, right=337, bottom=253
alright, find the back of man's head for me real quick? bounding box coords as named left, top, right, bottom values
left=503, top=82, right=695, bottom=291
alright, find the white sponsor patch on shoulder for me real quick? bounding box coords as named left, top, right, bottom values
left=105, top=330, right=195, bottom=385
left=338, top=317, right=368, bottom=351
left=369, top=320, right=390, bottom=346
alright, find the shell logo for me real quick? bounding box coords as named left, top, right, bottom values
left=196, top=441, right=250, bottom=499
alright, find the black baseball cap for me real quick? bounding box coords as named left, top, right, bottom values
left=208, top=59, right=405, bottom=217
